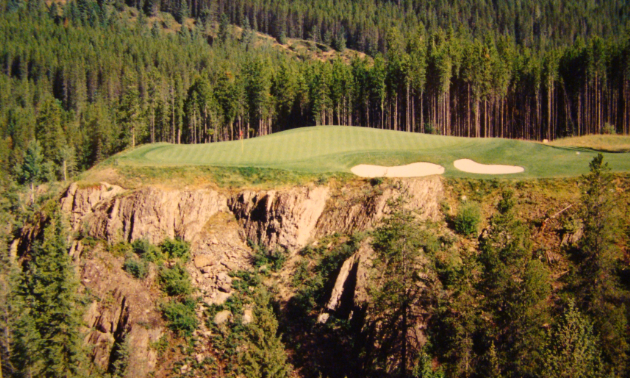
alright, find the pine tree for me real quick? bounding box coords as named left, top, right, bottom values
left=241, top=17, right=254, bottom=46
left=277, top=31, right=287, bottom=45
left=333, top=29, right=346, bottom=52
left=239, top=288, right=292, bottom=378
left=176, top=0, right=189, bottom=24
left=218, top=13, right=230, bottom=44
left=35, top=98, right=66, bottom=164
left=144, top=0, right=159, bottom=17
left=579, top=154, right=618, bottom=292
left=368, top=196, right=434, bottom=377
left=541, top=300, right=604, bottom=378
left=118, top=74, right=143, bottom=149
left=478, top=190, right=551, bottom=376
left=151, top=21, right=161, bottom=38
left=11, top=202, right=87, bottom=377
left=576, top=154, right=628, bottom=373
left=58, top=146, right=76, bottom=182
left=15, top=140, right=45, bottom=204
left=0, top=196, right=18, bottom=378
left=309, top=24, right=320, bottom=43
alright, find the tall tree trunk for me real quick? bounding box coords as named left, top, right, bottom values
left=151, top=109, right=155, bottom=143
left=171, top=92, right=176, bottom=143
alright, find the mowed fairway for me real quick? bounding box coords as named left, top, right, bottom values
left=113, top=126, right=630, bottom=178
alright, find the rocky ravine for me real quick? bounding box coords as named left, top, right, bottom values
left=54, top=177, right=444, bottom=376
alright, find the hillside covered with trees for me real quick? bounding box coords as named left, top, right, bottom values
left=1, top=0, right=630, bottom=183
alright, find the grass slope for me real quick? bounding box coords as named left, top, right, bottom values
left=548, top=134, right=630, bottom=152
left=109, top=126, right=630, bottom=179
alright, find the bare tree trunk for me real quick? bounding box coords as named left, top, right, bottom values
left=151, top=110, right=155, bottom=144
left=171, top=92, right=176, bottom=143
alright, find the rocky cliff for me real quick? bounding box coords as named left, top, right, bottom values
left=53, top=176, right=444, bottom=376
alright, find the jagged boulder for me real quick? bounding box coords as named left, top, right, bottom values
left=326, top=240, right=374, bottom=315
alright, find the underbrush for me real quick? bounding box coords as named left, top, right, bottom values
left=104, top=165, right=351, bottom=189
left=249, top=241, right=288, bottom=272
left=204, top=269, right=292, bottom=377
left=161, top=298, right=198, bottom=337
left=107, top=237, right=197, bottom=338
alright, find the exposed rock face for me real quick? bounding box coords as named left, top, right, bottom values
left=64, top=177, right=443, bottom=256
left=326, top=240, right=374, bottom=315
left=62, top=185, right=229, bottom=245
left=187, top=212, right=252, bottom=306
left=315, top=176, right=443, bottom=238
left=229, top=186, right=330, bottom=252
left=80, top=245, right=163, bottom=378
left=61, top=183, right=125, bottom=229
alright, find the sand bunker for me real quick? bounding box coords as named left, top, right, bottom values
left=351, top=162, right=445, bottom=178
left=454, top=159, right=524, bottom=174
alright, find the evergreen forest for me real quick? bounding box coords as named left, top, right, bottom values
left=0, top=0, right=630, bottom=180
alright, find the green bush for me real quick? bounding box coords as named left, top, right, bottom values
left=602, top=122, right=617, bottom=135
left=110, top=242, right=133, bottom=257
left=250, top=242, right=287, bottom=272
left=277, top=31, right=287, bottom=45
left=132, top=238, right=163, bottom=262
left=454, top=201, right=481, bottom=236
left=161, top=297, right=198, bottom=337
left=123, top=257, right=149, bottom=279
left=424, top=123, right=440, bottom=135
left=160, top=238, right=191, bottom=261
left=158, top=264, right=193, bottom=296
left=497, top=190, right=515, bottom=214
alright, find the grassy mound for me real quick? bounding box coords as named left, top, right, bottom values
left=548, top=134, right=630, bottom=152
left=102, top=126, right=630, bottom=179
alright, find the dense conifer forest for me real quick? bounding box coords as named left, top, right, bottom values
left=0, top=0, right=629, bottom=179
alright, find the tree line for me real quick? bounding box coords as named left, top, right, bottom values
left=1, top=2, right=630, bottom=182
left=142, top=0, right=629, bottom=54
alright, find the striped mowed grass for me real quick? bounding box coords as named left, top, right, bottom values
left=112, top=126, right=630, bottom=178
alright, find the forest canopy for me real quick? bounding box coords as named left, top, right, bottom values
left=0, top=0, right=629, bottom=182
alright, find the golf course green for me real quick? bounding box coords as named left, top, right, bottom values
left=112, top=126, right=630, bottom=178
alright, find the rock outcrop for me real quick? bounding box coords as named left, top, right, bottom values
left=326, top=240, right=374, bottom=316
left=229, top=186, right=329, bottom=252
left=62, top=184, right=229, bottom=245
left=80, top=245, right=163, bottom=377
left=63, top=177, right=443, bottom=256
left=315, top=176, right=443, bottom=238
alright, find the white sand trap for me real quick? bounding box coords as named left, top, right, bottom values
left=454, top=159, right=524, bottom=174
left=351, top=162, right=445, bottom=178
